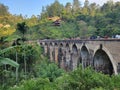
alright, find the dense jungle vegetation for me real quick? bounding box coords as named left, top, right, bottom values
left=0, top=0, right=120, bottom=90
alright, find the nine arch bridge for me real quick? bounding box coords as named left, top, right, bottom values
left=38, top=39, right=120, bottom=75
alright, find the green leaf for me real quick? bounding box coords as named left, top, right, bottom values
left=4, top=35, right=21, bottom=42
left=0, top=57, right=19, bottom=68
left=0, top=45, right=24, bottom=54
left=0, top=46, right=14, bottom=54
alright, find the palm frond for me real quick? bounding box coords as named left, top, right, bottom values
left=0, top=45, right=24, bottom=54
left=4, top=35, right=21, bottom=42
left=0, top=46, right=15, bottom=54
left=0, top=57, right=19, bottom=68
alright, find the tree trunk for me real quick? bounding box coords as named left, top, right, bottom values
left=16, top=50, right=18, bottom=82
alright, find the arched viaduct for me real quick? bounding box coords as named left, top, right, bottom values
left=39, top=39, right=120, bottom=75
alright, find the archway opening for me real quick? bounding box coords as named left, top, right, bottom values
left=79, top=46, right=90, bottom=68
left=93, top=49, right=113, bottom=75
left=58, top=48, right=63, bottom=68
left=71, top=44, right=79, bottom=70
left=72, top=44, right=78, bottom=54
left=65, top=43, right=71, bottom=71
left=55, top=43, right=58, bottom=46
left=50, top=42, right=53, bottom=46
left=80, top=46, right=90, bottom=68
left=49, top=42, right=54, bottom=62
left=60, top=43, right=63, bottom=47
left=54, top=43, right=58, bottom=63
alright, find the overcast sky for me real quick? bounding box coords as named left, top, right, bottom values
left=0, top=0, right=120, bottom=17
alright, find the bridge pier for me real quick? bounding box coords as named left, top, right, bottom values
left=54, top=45, right=59, bottom=63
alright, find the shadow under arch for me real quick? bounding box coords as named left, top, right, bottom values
left=54, top=42, right=59, bottom=63
left=93, top=47, right=115, bottom=75
left=54, top=42, right=58, bottom=46
left=66, top=43, right=70, bottom=50
left=49, top=42, right=53, bottom=46
left=58, top=43, right=64, bottom=68
left=64, top=43, right=71, bottom=71
left=59, top=43, right=63, bottom=47
left=72, top=44, right=78, bottom=54
left=79, top=45, right=90, bottom=68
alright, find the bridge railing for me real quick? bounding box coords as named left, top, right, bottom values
left=39, top=38, right=120, bottom=43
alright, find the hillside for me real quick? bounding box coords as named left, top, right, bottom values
left=0, top=0, right=120, bottom=41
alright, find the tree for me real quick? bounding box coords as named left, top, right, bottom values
left=45, top=0, right=64, bottom=17
left=77, top=20, right=88, bottom=39
left=72, top=0, right=81, bottom=14
left=0, top=3, right=9, bottom=16
left=16, top=22, right=29, bottom=79
left=0, top=46, right=19, bottom=85
left=101, top=0, right=114, bottom=13
left=39, top=61, right=64, bottom=82
left=82, top=0, right=90, bottom=15
left=16, top=22, right=28, bottom=41
left=89, top=3, right=97, bottom=17
left=65, top=2, right=72, bottom=14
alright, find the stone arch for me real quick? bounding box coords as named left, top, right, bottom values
left=80, top=45, right=90, bottom=68
left=93, top=45, right=116, bottom=75
left=49, top=42, right=54, bottom=62
left=54, top=42, right=59, bottom=63
left=58, top=47, right=63, bottom=68
left=71, top=44, right=79, bottom=70
left=54, top=42, right=58, bottom=46
left=72, top=44, right=78, bottom=54
left=45, top=42, right=48, bottom=46
left=59, top=43, right=63, bottom=47
left=64, top=43, right=71, bottom=71
left=40, top=42, right=43, bottom=46
left=66, top=43, right=70, bottom=50
left=50, top=42, right=53, bottom=46
left=57, top=43, right=64, bottom=68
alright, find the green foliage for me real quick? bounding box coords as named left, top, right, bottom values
left=38, top=61, right=64, bottom=82
left=41, top=0, right=64, bottom=17
left=0, top=46, right=19, bottom=67
left=66, top=66, right=114, bottom=90
left=8, top=65, right=120, bottom=90
left=111, top=74, right=120, bottom=89
left=54, top=66, right=120, bottom=90
left=16, top=22, right=28, bottom=40
left=9, top=78, right=53, bottom=90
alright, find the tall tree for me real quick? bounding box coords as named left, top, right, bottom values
left=89, top=3, right=97, bottom=17
left=46, top=0, right=64, bottom=17
left=72, top=0, right=81, bottom=14
left=16, top=22, right=28, bottom=41
left=77, top=20, right=88, bottom=39
left=82, top=0, right=89, bottom=15
left=0, top=3, right=9, bottom=16
left=84, top=0, right=89, bottom=8
left=65, top=2, right=72, bottom=14
left=101, top=0, right=114, bottom=13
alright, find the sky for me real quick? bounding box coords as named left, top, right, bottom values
left=0, top=0, right=120, bottom=17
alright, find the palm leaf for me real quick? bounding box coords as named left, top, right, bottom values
left=0, top=57, right=19, bottom=68
left=0, top=45, right=23, bottom=54
left=0, top=46, right=15, bottom=54
left=4, top=35, right=21, bottom=42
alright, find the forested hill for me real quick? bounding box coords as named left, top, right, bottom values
left=0, top=0, right=120, bottom=40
